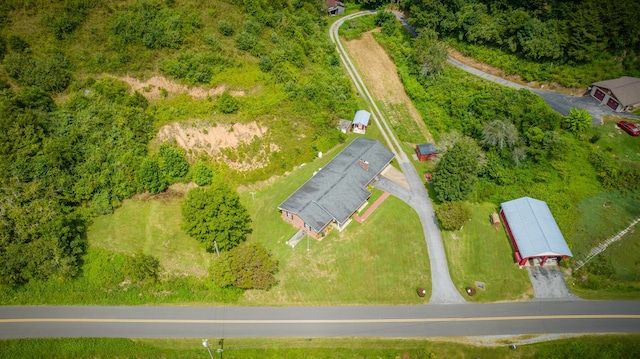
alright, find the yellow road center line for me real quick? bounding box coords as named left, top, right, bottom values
left=2, top=315, right=640, bottom=324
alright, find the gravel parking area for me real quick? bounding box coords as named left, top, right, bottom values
left=527, top=266, right=577, bottom=299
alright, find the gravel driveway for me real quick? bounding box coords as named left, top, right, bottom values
left=527, top=266, right=577, bottom=300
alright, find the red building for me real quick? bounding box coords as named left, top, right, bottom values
left=500, top=197, right=572, bottom=266
left=415, top=143, right=437, bottom=161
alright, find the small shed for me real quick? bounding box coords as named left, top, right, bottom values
left=352, top=110, right=370, bottom=134
left=415, top=143, right=437, bottom=161
left=338, top=119, right=352, bottom=134
left=500, top=197, right=572, bottom=266
left=490, top=212, right=500, bottom=230
left=327, top=0, right=345, bottom=15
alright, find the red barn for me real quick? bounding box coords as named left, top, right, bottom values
left=415, top=143, right=437, bottom=161
left=500, top=197, right=572, bottom=266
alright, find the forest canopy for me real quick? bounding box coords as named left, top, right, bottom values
left=401, top=0, right=640, bottom=70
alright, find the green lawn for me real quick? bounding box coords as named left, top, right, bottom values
left=441, top=202, right=533, bottom=302
left=239, top=136, right=431, bottom=305
left=88, top=188, right=211, bottom=277
left=595, top=116, right=640, bottom=163
left=2, top=335, right=640, bottom=358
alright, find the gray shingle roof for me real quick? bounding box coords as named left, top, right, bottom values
left=501, top=197, right=572, bottom=258
left=592, top=76, right=640, bottom=107
left=279, top=138, right=394, bottom=232
left=417, top=143, right=437, bottom=155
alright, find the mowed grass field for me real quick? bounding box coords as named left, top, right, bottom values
left=239, top=136, right=431, bottom=305
left=2, top=335, right=640, bottom=358
left=82, top=136, right=431, bottom=305
left=441, top=203, right=533, bottom=302
left=88, top=186, right=212, bottom=277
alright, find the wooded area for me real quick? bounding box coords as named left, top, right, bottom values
left=0, top=0, right=352, bottom=287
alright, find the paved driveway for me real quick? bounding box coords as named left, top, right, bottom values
left=533, top=90, right=640, bottom=125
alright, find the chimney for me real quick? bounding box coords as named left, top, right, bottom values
left=358, top=159, right=369, bottom=171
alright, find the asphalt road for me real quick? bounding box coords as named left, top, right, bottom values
left=3, top=11, right=639, bottom=342
left=330, top=11, right=465, bottom=304
left=2, top=301, right=640, bottom=338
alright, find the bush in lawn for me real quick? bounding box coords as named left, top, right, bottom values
left=235, top=31, right=258, bottom=52
left=436, top=201, right=472, bottom=231
left=218, top=91, right=238, bottom=114
left=210, top=242, right=278, bottom=290
left=258, top=56, right=274, bottom=73
left=158, top=143, right=189, bottom=184
left=191, top=162, right=214, bottom=186
left=218, top=20, right=234, bottom=36
left=137, top=157, right=167, bottom=194
left=123, top=251, right=161, bottom=283
left=181, top=183, right=252, bottom=252
left=562, top=107, right=591, bottom=134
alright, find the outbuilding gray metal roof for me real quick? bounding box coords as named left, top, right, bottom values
left=501, top=197, right=572, bottom=258
left=353, top=110, right=370, bottom=127
left=592, top=76, right=640, bottom=107
left=279, top=138, right=394, bottom=232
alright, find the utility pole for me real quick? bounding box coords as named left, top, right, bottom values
left=213, top=240, right=220, bottom=257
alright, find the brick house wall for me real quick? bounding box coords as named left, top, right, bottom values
left=281, top=211, right=326, bottom=239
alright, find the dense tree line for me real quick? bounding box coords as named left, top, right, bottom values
left=402, top=0, right=640, bottom=68
left=0, top=0, right=358, bottom=289
left=0, top=79, right=160, bottom=286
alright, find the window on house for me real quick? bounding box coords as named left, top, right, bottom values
left=286, top=212, right=293, bottom=219
left=304, top=223, right=311, bottom=230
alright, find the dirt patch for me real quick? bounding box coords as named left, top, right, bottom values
left=115, top=75, right=246, bottom=100
left=133, top=182, right=197, bottom=201
left=157, top=121, right=279, bottom=171
left=344, top=30, right=433, bottom=143
left=447, top=49, right=584, bottom=96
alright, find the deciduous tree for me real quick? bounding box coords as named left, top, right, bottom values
left=158, top=143, right=189, bottom=184
left=210, top=242, right=278, bottom=290
left=436, top=201, right=471, bottom=231
left=181, top=184, right=252, bottom=252
left=480, top=120, right=519, bottom=149
left=412, top=29, right=448, bottom=79
left=138, top=157, right=167, bottom=194
left=433, top=138, right=481, bottom=202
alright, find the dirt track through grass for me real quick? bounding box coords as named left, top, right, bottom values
left=344, top=30, right=433, bottom=144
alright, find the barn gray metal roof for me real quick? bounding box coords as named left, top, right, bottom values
left=279, top=138, right=394, bottom=232
left=592, top=76, right=640, bottom=107
left=501, top=197, right=572, bottom=258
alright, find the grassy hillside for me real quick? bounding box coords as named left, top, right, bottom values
left=0, top=0, right=358, bottom=184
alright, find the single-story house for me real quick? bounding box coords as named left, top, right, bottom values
left=415, top=143, right=437, bottom=161
left=338, top=119, right=352, bottom=134
left=352, top=110, right=370, bottom=134
left=500, top=197, right=572, bottom=266
left=279, top=138, right=394, bottom=239
left=590, top=76, right=640, bottom=112
left=327, top=0, right=345, bottom=15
